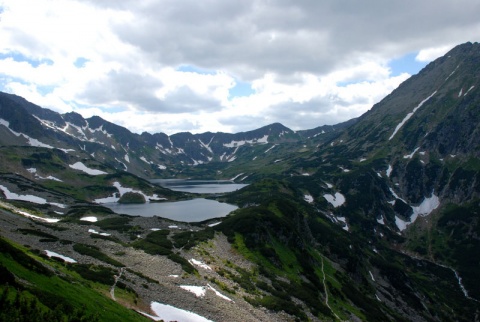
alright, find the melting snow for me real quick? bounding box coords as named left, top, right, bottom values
left=323, top=192, right=346, bottom=207
left=377, top=216, right=385, bottom=225
left=304, top=194, right=314, bottom=203
left=264, top=144, right=277, bottom=153
left=45, top=250, right=76, bottom=263
left=223, top=135, right=268, bottom=148
left=386, top=164, right=393, bottom=177
left=369, top=270, right=375, bottom=281
left=207, top=222, right=221, bottom=227
left=395, top=193, right=440, bottom=231
left=464, top=85, right=475, bottom=96
left=0, top=119, right=54, bottom=148
left=94, top=181, right=167, bottom=204
left=88, top=229, right=111, bottom=236
left=80, top=216, right=98, bottom=222
left=0, top=201, right=61, bottom=223
left=188, top=259, right=212, bottom=270
left=207, top=284, right=233, bottom=302
left=403, top=147, right=420, bottom=159
left=146, top=301, right=213, bottom=322
left=0, top=184, right=47, bottom=204
left=230, top=173, right=244, bottom=181
left=69, top=162, right=107, bottom=175
left=389, top=91, right=437, bottom=140
left=336, top=216, right=349, bottom=231
left=180, top=285, right=206, bottom=297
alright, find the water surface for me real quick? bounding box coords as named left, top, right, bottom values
left=152, top=179, right=248, bottom=194
left=105, top=198, right=237, bottom=222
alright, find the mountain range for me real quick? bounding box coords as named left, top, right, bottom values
left=0, top=42, right=479, bottom=321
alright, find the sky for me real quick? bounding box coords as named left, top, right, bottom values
left=0, top=1, right=479, bottom=135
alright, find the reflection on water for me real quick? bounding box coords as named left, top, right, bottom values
left=105, top=198, right=237, bottom=222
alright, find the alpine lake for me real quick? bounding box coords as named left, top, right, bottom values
left=104, top=180, right=248, bottom=222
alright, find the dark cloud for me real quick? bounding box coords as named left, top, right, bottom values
left=80, top=70, right=164, bottom=110
left=80, top=70, right=223, bottom=113
left=108, top=0, right=480, bottom=80
left=160, top=86, right=223, bottom=113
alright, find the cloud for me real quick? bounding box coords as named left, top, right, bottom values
left=415, top=46, right=453, bottom=62
left=0, top=0, right=479, bottom=134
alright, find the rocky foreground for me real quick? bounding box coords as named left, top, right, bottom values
left=0, top=204, right=297, bottom=322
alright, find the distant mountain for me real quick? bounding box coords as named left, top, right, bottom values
left=0, top=92, right=349, bottom=178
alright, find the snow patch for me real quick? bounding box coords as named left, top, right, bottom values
left=207, top=222, right=221, bottom=227
left=389, top=91, right=437, bottom=140
left=377, top=216, right=385, bottom=225
left=336, top=216, right=349, bottom=231
left=69, top=162, right=107, bottom=175
left=188, top=259, right=212, bottom=270
left=304, top=194, right=314, bottom=203
left=230, top=173, right=244, bottom=181
left=223, top=135, right=269, bottom=148
left=323, top=192, right=346, bottom=207
left=395, top=193, right=440, bottom=231
left=88, top=229, right=111, bottom=236
left=146, top=301, right=214, bottom=322
left=80, top=216, right=98, bottom=222
left=403, top=147, right=420, bottom=159
left=464, top=85, right=475, bottom=96
left=45, top=250, right=76, bottom=263
left=94, top=181, right=167, bottom=204
left=264, top=144, right=277, bottom=153
left=369, top=270, right=375, bottom=282
left=180, top=285, right=206, bottom=297
left=207, top=284, right=233, bottom=302
left=386, top=164, right=393, bottom=177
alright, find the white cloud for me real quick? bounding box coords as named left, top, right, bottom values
left=1, top=0, right=480, bottom=134
left=415, top=46, right=453, bottom=62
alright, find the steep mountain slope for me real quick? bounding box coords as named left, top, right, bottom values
left=212, top=42, right=480, bottom=320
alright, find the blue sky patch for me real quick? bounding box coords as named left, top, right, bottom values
left=177, top=64, right=216, bottom=75
left=74, top=57, right=89, bottom=68
left=0, top=52, right=53, bottom=68
left=388, top=52, right=427, bottom=76
left=229, top=80, right=254, bottom=98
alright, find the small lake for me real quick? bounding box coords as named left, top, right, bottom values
left=105, top=198, right=237, bottom=222
left=151, top=179, right=248, bottom=194
left=105, top=180, right=246, bottom=222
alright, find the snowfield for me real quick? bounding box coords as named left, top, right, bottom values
left=45, top=250, right=77, bottom=263
left=69, top=162, right=107, bottom=175
left=323, top=192, right=346, bottom=207
left=395, top=193, right=440, bottom=231
left=143, top=301, right=213, bottom=322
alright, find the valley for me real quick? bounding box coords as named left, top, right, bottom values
left=0, top=42, right=479, bottom=321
